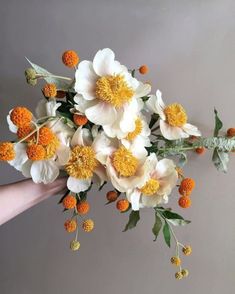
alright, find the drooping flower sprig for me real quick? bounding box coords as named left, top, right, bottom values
left=1, top=48, right=235, bottom=280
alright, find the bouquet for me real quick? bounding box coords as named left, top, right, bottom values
left=1, top=48, right=235, bottom=280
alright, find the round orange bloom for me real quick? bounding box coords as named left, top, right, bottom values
left=42, top=83, right=57, bottom=98
left=62, top=195, right=77, bottom=209
left=179, top=178, right=195, bottom=196
left=182, top=245, right=192, bottom=256
left=106, top=190, right=118, bottom=202
left=10, top=107, right=32, bottom=128
left=116, top=199, right=130, bottom=212
left=0, top=142, right=15, bottom=161
left=82, top=219, right=94, bottom=232
left=62, top=50, right=79, bottom=67
left=227, top=128, right=235, bottom=137
left=139, top=65, right=149, bottom=75
left=17, top=125, right=35, bottom=142
left=76, top=201, right=90, bottom=215
left=26, top=144, right=45, bottom=161
left=178, top=196, right=191, bottom=208
left=73, top=114, right=88, bottom=126
left=64, top=219, right=77, bottom=233
left=195, top=147, right=205, bottom=155
left=38, top=127, right=54, bottom=146
left=170, top=256, right=181, bottom=266
left=56, top=91, right=66, bottom=98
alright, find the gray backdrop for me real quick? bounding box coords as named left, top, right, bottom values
left=1, top=0, right=235, bottom=293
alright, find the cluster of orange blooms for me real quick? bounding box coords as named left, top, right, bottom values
left=178, top=177, right=195, bottom=209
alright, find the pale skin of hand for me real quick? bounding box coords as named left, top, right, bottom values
left=0, top=177, right=67, bottom=226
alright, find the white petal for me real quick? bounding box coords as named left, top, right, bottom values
left=154, top=158, right=176, bottom=179
left=85, top=101, right=117, bottom=126
left=134, top=82, right=151, bottom=99
left=128, top=189, right=141, bottom=211
left=141, top=194, right=162, bottom=208
left=8, top=143, right=28, bottom=171
left=56, top=145, right=70, bottom=165
left=146, top=90, right=166, bottom=120
left=7, top=111, right=18, bottom=133
left=21, top=160, right=33, bottom=178
left=30, top=160, right=60, bottom=184
left=36, top=99, right=61, bottom=118
left=119, top=100, right=138, bottom=133
left=182, top=123, right=201, bottom=137
left=71, top=127, right=92, bottom=147
left=93, top=48, right=122, bottom=76
left=93, top=165, right=108, bottom=186
left=160, top=120, right=188, bottom=140
left=67, top=177, right=91, bottom=193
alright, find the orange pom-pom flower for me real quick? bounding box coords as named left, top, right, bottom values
left=64, top=219, right=77, bottom=233
left=42, top=83, right=57, bottom=98
left=26, top=144, right=45, bottom=161
left=62, top=50, right=79, bottom=67
left=116, top=199, right=130, bottom=212
left=73, top=114, right=88, bottom=126
left=179, top=178, right=195, bottom=196
left=62, top=195, right=77, bottom=209
left=178, top=196, right=191, bottom=208
left=77, top=201, right=90, bottom=215
left=0, top=142, right=15, bottom=161
left=10, top=107, right=32, bottom=128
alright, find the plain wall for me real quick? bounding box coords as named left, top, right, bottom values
left=0, top=0, right=235, bottom=293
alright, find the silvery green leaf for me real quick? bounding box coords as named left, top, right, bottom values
left=212, top=148, right=229, bottom=173
left=195, top=137, right=235, bottom=152
left=167, top=219, right=191, bottom=226
left=213, top=108, right=223, bottom=137
left=178, top=152, right=187, bottom=167
left=26, top=58, right=71, bottom=90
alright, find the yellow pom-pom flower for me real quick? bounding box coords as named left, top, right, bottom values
left=70, top=240, right=80, bottom=251
left=175, top=271, right=183, bottom=280
left=10, top=107, right=32, bottom=128
left=0, top=142, right=15, bottom=161
left=182, top=245, right=192, bottom=256
left=181, top=269, right=189, bottom=278
left=82, top=219, right=94, bottom=232
left=170, top=256, right=181, bottom=266
left=64, top=219, right=77, bottom=233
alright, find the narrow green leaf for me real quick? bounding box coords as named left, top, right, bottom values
left=161, top=210, right=184, bottom=220
left=213, top=108, right=223, bottom=137
left=163, top=221, right=171, bottom=247
left=98, top=181, right=107, bottom=191
left=58, top=189, right=70, bottom=204
left=149, top=113, right=159, bottom=129
left=152, top=213, right=162, bottom=241
left=167, top=219, right=191, bottom=226
left=123, top=211, right=140, bottom=232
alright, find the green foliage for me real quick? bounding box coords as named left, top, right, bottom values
left=213, top=108, right=223, bottom=137
left=163, top=221, right=171, bottom=247
left=149, top=113, right=159, bottom=128
left=212, top=149, right=229, bottom=173
left=123, top=211, right=140, bottom=232
left=152, top=212, right=162, bottom=241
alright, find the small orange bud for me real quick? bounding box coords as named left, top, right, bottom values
left=179, top=178, right=195, bottom=196
left=139, top=65, right=149, bottom=75
left=42, top=83, right=57, bottom=98
left=178, top=196, right=191, bottom=208
left=26, top=144, right=45, bottom=161
left=62, top=50, right=79, bottom=67
left=56, top=91, right=66, bottom=99
left=106, top=190, right=118, bottom=202
left=64, top=219, right=77, bottom=233
left=0, top=142, right=15, bottom=161
left=10, top=107, right=33, bottom=128
left=195, top=147, right=205, bottom=155
left=227, top=128, right=235, bottom=137
left=62, top=195, right=77, bottom=209
left=76, top=201, right=90, bottom=215
left=38, top=127, right=54, bottom=146
left=17, top=125, right=35, bottom=142
left=116, top=199, right=130, bottom=212
left=82, top=219, right=94, bottom=232
left=73, top=114, right=88, bottom=126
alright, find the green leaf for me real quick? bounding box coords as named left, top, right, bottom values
left=58, top=189, right=70, bottom=204
left=26, top=58, right=71, bottom=90
left=212, top=148, right=229, bottom=173
left=167, top=219, right=191, bottom=226
left=152, top=213, right=162, bottom=241
left=160, top=210, right=184, bottom=220
left=178, top=152, right=187, bottom=167
left=123, top=211, right=140, bottom=232
left=163, top=221, right=171, bottom=247
left=213, top=108, right=223, bottom=137
left=149, top=113, right=159, bottom=129
left=98, top=181, right=107, bottom=191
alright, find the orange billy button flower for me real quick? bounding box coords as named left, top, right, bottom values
left=116, top=199, right=130, bottom=212
left=0, top=142, right=15, bottom=161
left=64, top=219, right=77, bottom=233
left=178, top=196, right=191, bottom=208
left=106, top=190, right=118, bottom=202
left=42, top=83, right=57, bottom=98
left=82, top=219, right=94, bottom=232
left=73, top=114, right=88, bottom=126
left=17, top=125, right=35, bottom=142
left=26, top=144, right=45, bottom=161
left=76, top=201, right=90, bottom=215
left=10, top=107, right=33, bottom=128
left=195, top=147, right=205, bottom=155
left=62, top=195, right=77, bottom=209
left=179, top=177, right=195, bottom=196
left=38, top=127, right=54, bottom=146
left=139, top=65, right=149, bottom=75
left=227, top=128, right=235, bottom=137
left=62, top=50, right=79, bottom=68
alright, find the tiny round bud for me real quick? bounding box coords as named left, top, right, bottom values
left=227, top=128, right=235, bottom=137
left=116, top=199, right=130, bottom=212
left=170, top=256, right=181, bottom=266
left=139, top=65, right=149, bottom=75
left=62, top=195, right=77, bottom=209
left=175, top=271, right=183, bottom=280
left=42, top=83, right=57, bottom=98
left=70, top=240, right=80, bottom=251
left=182, top=245, right=192, bottom=256
left=178, top=196, right=191, bottom=208
left=106, top=190, right=118, bottom=202
left=77, top=201, right=90, bottom=215
left=181, top=269, right=189, bottom=278
left=73, top=114, right=88, bottom=126
left=195, top=147, right=205, bottom=155
left=27, top=78, right=37, bottom=86
left=82, top=219, right=94, bottom=232
left=25, top=68, right=37, bottom=80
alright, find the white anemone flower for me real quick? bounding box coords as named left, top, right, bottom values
left=146, top=90, right=201, bottom=140
left=126, top=153, right=178, bottom=210
left=65, top=127, right=107, bottom=193
left=74, top=48, right=151, bottom=137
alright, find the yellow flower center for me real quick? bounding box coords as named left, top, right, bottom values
left=140, top=179, right=160, bottom=196
left=44, top=135, right=60, bottom=159
left=126, top=118, right=143, bottom=141
left=65, top=146, right=98, bottom=179
left=95, top=74, right=134, bottom=108
left=112, top=146, right=138, bottom=177
left=164, top=103, right=187, bottom=127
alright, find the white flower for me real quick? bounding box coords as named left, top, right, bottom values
left=126, top=154, right=178, bottom=210
left=65, top=127, right=107, bottom=193
left=146, top=90, right=201, bottom=140
left=74, top=48, right=151, bottom=137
